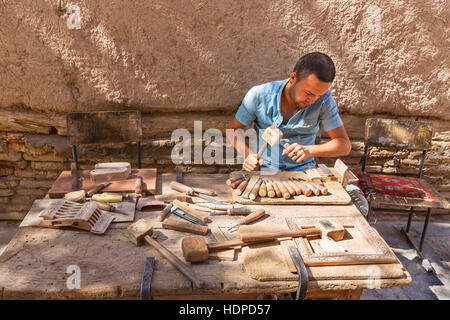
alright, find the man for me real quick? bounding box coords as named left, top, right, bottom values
left=227, top=52, right=351, bottom=172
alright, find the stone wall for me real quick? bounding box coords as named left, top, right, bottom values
left=0, top=0, right=449, bottom=218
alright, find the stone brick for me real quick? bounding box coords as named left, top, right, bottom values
left=14, top=169, right=60, bottom=179
left=0, top=168, right=14, bottom=176
left=18, top=179, right=55, bottom=189
left=0, top=140, right=6, bottom=153
left=23, top=153, right=67, bottom=162
left=364, top=165, right=383, bottom=173
left=0, top=177, right=19, bottom=189
left=0, top=189, right=14, bottom=197
left=5, top=133, right=25, bottom=143
left=0, top=151, right=22, bottom=162
left=401, top=159, right=420, bottom=166
left=16, top=188, right=48, bottom=197
left=30, top=161, right=66, bottom=171
left=437, top=184, right=450, bottom=192
left=423, top=164, right=450, bottom=176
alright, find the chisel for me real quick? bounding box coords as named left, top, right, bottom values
left=170, top=181, right=228, bottom=206
left=208, top=206, right=252, bottom=216
left=170, top=206, right=207, bottom=226
left=228, top=208, right=266, bottom=231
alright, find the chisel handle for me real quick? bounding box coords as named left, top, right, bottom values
left=135, top=176, right=143, bottom=195
left=287, top=179, right=302, bottom=196
left=173, top=200, right=208, bottom=222
left=234, top=180, right=248, bottom=196
left=269, top=179, right=282, bottom=197
left=239, top=208, right=266, bottom=226
left=170, top=181, right=195, bottom=196
left=192, top=187, right=216, bottom=196
left=162, top=218, right=208, bottom=235
left=258, top=181, right=267, bottom=197
left=157, top=203, right=173, bottom=222
left=240, top=228, right=321, bottom=242
left=230, top=177, right=245, bottom=189
left=282, top=180, right=296, bottom=196
left=274, top=179, right=290, bottom=199
left=86, top=182, right=111, bottom=197
left=249, top=179, right=262, bottom=200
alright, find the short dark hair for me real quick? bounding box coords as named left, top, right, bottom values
left=293, top=52, right=335, bottom=83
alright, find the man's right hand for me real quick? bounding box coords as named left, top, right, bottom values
left=242, top=153, right=263, bottom=171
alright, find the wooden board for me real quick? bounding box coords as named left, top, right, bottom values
left=286, top=215, right=397, bottom=266
left=67, top=111, right=142, bottom=145
left=232, top=172, right=352, bottom=205
left=20, top=199, right=136, bottom=227
left=48, top=168, right=157, bottom=198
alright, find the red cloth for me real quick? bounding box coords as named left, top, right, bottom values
left=357, top=173, right=433, bottom=201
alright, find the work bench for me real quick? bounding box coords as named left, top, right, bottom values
left=0, top=173, right=411, bottom=300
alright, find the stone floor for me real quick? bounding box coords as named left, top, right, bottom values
left=0, top=211, right=448, bottom=300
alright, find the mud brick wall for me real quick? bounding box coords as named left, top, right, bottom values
left=0, top=1, right=449, bottom=219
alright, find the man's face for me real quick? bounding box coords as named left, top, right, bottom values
left=288, top=72, right=332, bottom=109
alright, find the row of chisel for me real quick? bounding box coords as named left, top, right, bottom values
left=228, top=176, right=328, bottom=200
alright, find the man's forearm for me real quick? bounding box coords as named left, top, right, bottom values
left=309, top=138, right=352, bottom=157
left=226, top=129, right=250, bottom=159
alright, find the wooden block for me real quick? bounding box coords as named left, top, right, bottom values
left=90, top=167, right=131, bottom=183
left=317, top=219, right=345, bottom=241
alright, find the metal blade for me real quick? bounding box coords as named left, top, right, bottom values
left=194, top=192, right=229, bottom=206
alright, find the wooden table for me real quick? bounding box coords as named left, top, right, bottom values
left=0, top=173, right=411, bottom=300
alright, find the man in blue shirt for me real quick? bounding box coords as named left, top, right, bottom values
left=227, top=52, right=351, bottom=172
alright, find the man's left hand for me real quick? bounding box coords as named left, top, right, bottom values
left=282, top=143, right=313, bottom=163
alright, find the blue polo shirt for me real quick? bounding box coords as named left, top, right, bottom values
left=235, top=79, right=343, bottom=171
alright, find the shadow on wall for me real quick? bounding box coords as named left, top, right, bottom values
left=0, top=0, right=448, bottom=118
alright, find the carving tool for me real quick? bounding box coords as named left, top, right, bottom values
left=157, top=202, right=174, bottom=222
left=228, top=208, right=266, bottom=231
left=208, top=206, right=252, bottom=216
left=170, top=205, right=207, bottom=226
left=268, top=178, right=282, bottom=197
left=169, top=181, right=227, bottom=206
left=249, top=178, right=263, bottom=200
left=264, top=179, right=276, bottom=198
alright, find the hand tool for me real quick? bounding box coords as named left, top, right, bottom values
left=173, top=200, right=208, bottom=222
left=127, top=219, right=205, bottom=288
left=93, top=201, right=129, bottom=215
left=140, top=256, right=156, bottom=300
left=229, top=177, right=245, bottom=189
left=281, top=179, right=296, bottom=196
left=228, top=208, right=266, bottom=231
left=71, top=162, right=78, bottom=191
left=317, top=183, right=328, bottom=195
left=135, top=176, right=143, bottom=197
left=287, top=178, right=302, bottom=195
left=162, top=218, right=209, bottom=235
left=65, top=182, right=112, bottom=202
left=157, top=203, right=174, bottom=222
left=273, top=177, right=290, bottom=199
left=170, top=205, right=207, bottom=226
left=257, top=125, right=283, bottom=159
left=234, top=179, right=248, bottom=196
left=268, top=178, right=282, bottom=198
left=249, top=178, right=263, bottom=201
left=293, top=178, right=312, bottom=196
left=181, top=227, right=319, bottom=263
left=169, top=181, right=227, bottom=205
left=208, top=206, right=252, bottom=216
left=264, top=179, right=276, bottom=198
left=258, top=180, right=267, bottom=197
left=240, top=228, right=321, bottom=242
left=305, top=182, right=320, bottom=196
left=288, top=246, right=308, bottom=300
left=91, top=192, right=123, bottom=203
left=226, top=176, right=244, bottom=187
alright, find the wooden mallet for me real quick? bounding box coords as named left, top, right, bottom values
left=257, top=125, right=283, bottom=159
left=127, top=219, right=205, bottom=288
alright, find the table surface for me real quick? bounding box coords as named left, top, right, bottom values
left=0, top=173, right=411, bottom=299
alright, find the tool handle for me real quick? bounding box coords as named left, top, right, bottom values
left=256, top=142, right=268, bottom=159
left=86, top=182, right=110, bottom=197
left=144, top=235, right=203, bottom=288
left=282, top=180, right=296, bottom=196
left=317, top=183, right=328, bottom=195
left=270, top=179, right=282, bottom=197
left=228, top=207, right=251, bottom=215
left=157, top=203, right=173, bottom=222
left=265, top=180, right=275, bottom=198
left=305, top=182, right=320, bottom=196
left=258, top=181, right=267, bottom=197
left=94, top=201, right=113, bottom=211
left=298, top=181, right=312, bottom=197
left=230, top=177, right=245, bottom=189
left=173, top=200, right=208, bottom=222
left=240, top=228, right=321, bottom=242
left=275, top=179, right=290, bottom=199
left=249, top=179, right=262, bottom=201
left=234, top=180, right=248, bottom=196
left=192, top=187, right=216, bottom=196
left=170, top=181, right=195, bottom=195
left=162, top=218, right=209, bottom=235
left=227, top=176, right=243, bottom=186
left=207, top=239, right=245, bottom=252
left=135, top=176, right=143, bottom=195
left=240, top=208, right=265, bottom=226
left=287, top=180, right=302, bottom=196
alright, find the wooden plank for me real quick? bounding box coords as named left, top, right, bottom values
left=365, top=118, right=433, bottom=150
left=67, top=111, right=142, bottom=145
left=48, top=169, right=157, bottom=198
